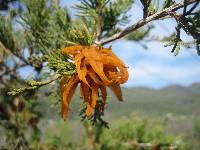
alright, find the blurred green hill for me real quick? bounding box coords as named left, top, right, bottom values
left=36, top=82, right=200, bottom=121
left=106, top=83, right=200, bottom=118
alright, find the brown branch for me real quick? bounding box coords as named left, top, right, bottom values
left=0, top=42, right=29, bottom=78
left=95, top=3, right=104, bottom=42
left=0, top=63, right=27, bottom=78
left=97, top=0, right=198, bottom=45
left=0, top=41, right=29, bottom=65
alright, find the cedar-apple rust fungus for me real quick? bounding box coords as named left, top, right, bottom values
left=60, top=45, right=129, bottom=120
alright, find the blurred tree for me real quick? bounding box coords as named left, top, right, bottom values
left=0, top=0, right=200, bottom=149
left=72, top=116, right=187, bottom=150
left=0, top=0, right=19, bottom=10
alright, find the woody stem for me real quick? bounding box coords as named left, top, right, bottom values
left=97, top=0, right=198, bottom=45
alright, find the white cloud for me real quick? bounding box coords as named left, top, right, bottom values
left=113, top=40, right=198, bottom=64
left=112, top=40, right=200, bottom=88
left=124, top=61, right=200, bottom=88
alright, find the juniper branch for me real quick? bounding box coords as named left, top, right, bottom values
left=97, top=0, right=198, bottom=45
left=95, top=2, right=103, bottom=41
left=0, top=41, right=29, bottom=65
left=0, top=63, right=27, bottom=78
left=0, top=41, right=29, bottom=77
left=8, top=75, right=60, bottom=96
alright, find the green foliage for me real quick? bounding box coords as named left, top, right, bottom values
left=67, top=20, right=97, bottom=45
left=99, top=117, right=186, bottom=150
left=75, top=0, right=133, bottom=39
left=80, top=100, right=109, bottom=129
left=140, top=0, right=160, bottom=18
left=164, top=1, right=200, bottom=56
left=46, top=50, right=75, bottom=76
left=194, top=119, right=200, bottom=141
left=20, top=0, right=71, bottom=54
left=0, top=0, right=20, bottom=10
left=0, top=13, right=24, bottom=54
left=163, top=0, right=175, bottom=9
left=8, top=76, right=59, bottom=96
left=0, top=93, right=41, bottom=149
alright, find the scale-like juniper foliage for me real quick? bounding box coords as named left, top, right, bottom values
left=164, top=0, right=200, bottom=56
left=75, top=0, right=133, bottom=39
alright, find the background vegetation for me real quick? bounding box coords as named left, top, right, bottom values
left=0, top=0, right=200, bottom=149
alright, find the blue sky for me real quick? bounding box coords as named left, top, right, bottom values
left=19, top=0, right=200, bottom=89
